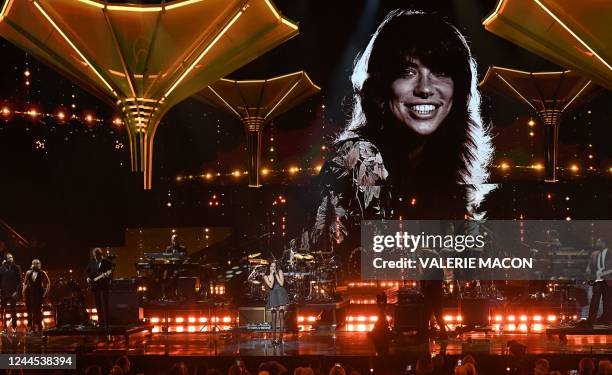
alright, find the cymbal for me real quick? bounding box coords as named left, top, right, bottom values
left=294, top=253, right=314, bottom=260
left=249, top=259, right=269, bottom=265
left=248, top=252, right=262, bottom=259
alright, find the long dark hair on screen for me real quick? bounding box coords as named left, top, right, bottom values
left=338, top=10, right=494, bottom=214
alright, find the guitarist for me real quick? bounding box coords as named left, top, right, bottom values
left=86, top=248, right=113, bottom=327
left=585, top=237, right=612, bottom=325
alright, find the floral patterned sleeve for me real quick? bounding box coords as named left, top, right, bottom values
left=309, top=139, right=390, bottom=250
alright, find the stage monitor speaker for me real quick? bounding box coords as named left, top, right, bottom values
left=110, top=278, right=138, bottom=293
left=459, top=298, right=490, bottom=327
left=56, top=300, right=88, bottom=326
left=238, top=306, right=271, bottom=328
left=177, top=277, right=198, bottom=301
left=108, top=290, right=142, bottom=325
left=394, top=303, right=425, bottom=332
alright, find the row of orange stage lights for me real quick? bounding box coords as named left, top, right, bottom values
left=146, top=315, right=235, bottom=333
left=0, top=105, right=123, bottom=127
left=342, top=313, right=568, bottom=333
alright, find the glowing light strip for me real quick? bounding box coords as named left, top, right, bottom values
left=266, top=72, right=302, bottom=82
left=164, top=10, right=243, bottom=99
left=0, top=0, right=13, bottom=19
left=563, top=80, right=591, bottom=111
left=495, top=73, right=537, bottom=110
left=263, top=0, right=280, bottom=19
left=75, top=0, right=104, bottom=9
left=106, top=4, right=163, bottom=12
left=207, top=86, right=241, bottom=117
left=166, top=0, right=205, bottom=11
left=533, top=71, right=570, bottom=75
left=32, top=1, right=116, bottom=96
left=281, top=18, right=298, bottom=30
left=265, top=80, right=300, bottom=119
left=533, top=0, right=612, bottom=71
left=483, top=0, right=505, bottom=26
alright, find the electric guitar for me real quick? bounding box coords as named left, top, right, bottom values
left=88, top=270, right=112, bottom=289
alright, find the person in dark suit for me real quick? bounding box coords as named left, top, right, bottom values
left=586, top=237, right=612, bottom=325
left=86, top=248, right=113, bottom=327
left=0, top=253, right=22, bottom=334
left=23, top=258, right=50, bottom=333
left=161, top=234, right=187, bottom=300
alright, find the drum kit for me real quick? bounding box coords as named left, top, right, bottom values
left=245, top=250, right=338, bottom=303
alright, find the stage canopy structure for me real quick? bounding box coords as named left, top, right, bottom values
left=483, top=0, right=612, bottom=91
left=480, top=66, right=600, bottom=182
left=196, top=71, right=320, bottom=187
left=0, top=0, right=298, bottom=189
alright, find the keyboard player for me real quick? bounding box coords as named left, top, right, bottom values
left=166, top=234, right=187, bottom=257
left=161, top=234, right=187, bottom=300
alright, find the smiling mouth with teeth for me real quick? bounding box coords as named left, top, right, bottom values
left=406, top=104, right=438, bottom=114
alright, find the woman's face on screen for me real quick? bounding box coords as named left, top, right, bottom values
left=387, top=56, right=454, bottom=135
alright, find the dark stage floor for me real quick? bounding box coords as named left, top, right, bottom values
left=2, top=330, right=611, bottom=357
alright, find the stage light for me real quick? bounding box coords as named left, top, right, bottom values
left=369, top=316, right=378, bottom=322
left=506, top=323, right=516, bottom=331
left=532, top=323, right=543, bottom=332
left=519, top=315, right=527, bottom=322
left=199, top=317, right=207, bottom=323
left=85, top=114, right=94, bottom=123
left=500, top=162, right=510, bottom=170
left=528, top=119, right=535, bottom=126
left=494, top=315, right=503, bottom=322
left=27, top=109, right=39, bottom=118
left=518, top=323, right=528, bottom=332
left=357, top=316, right=366, bottom=322
left=570, top=164, right=579, bottom=172
left=56, top=111, right=66, bottom=121
left=507, top=315, right=515, bottom=322
left=151, top=317, right=160, bottom=323
left=188, top=326, right=196, bottom=332
left=223, top=316, right=232, bottom=323
left=444, top=315, right=454, bottom=322
left=188, top=317, right=196, bottom=323
left=261, top=168, right=269, bottom=176
left=1, top=107, right=10, bottom=117
left=233, top=170, right=241, bottom=177
left=112, top=117, right=123, bottom=126
left=175, top=317, right=184, bottom=323
left=175, top=326, right=184, bottom=332
left=533, top=315, right=542, bottom=322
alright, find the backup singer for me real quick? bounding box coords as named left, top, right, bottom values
left=0, top=253, right=22, bottom=334
left=23, top=259, right=50, bottom=333
left=263, top=260, right=289, bottom=345
left=586, top=237, right=611, bottom=325
left=86, top=248, right=113, bottom=327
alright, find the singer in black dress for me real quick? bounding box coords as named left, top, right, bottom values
left=263, top=260, right=289, bottom=345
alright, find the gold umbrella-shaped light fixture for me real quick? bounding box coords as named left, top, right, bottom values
left=483, top=0, right=612, bottom=91
left=196, top=71, right=320, bottom=187
left=480, top=66, right=600, bottom=182
left=0, top=0, right=298, bottom=189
